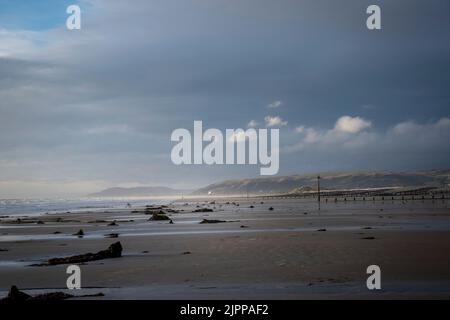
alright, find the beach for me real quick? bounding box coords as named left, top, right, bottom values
left=1, top=197, right=450, bottom=299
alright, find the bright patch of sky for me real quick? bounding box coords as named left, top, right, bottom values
left=0, top=0, right=83, bottom=31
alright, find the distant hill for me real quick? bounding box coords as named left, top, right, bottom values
left=88, top=186, right=186, bottom=197
left=193, top=170, right=450, bottom=196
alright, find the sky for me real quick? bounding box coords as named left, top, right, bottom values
left=0, top=0, right=450, bottom=198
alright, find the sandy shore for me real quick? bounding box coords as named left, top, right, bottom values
left=1, top=197, right=450, bottom=299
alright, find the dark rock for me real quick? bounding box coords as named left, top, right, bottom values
left=79, top=292, right=104, bottom=298
left=240, top=225, right=249, bottom=228
left=362, top=236, right=376, bottom=240
left=108, top=221, right=118, bottom=226
left=199, top=219, right=226, bottom=224
left=105, top=233, right=119, bottom=238
left=2, top=286, right=31, bottom=302
left=88, top=219, right=106, bottom=223
left=145, top=206, right=163, bottom=210
left=53, top=231, right=61, bottom=234
left=249, top=205, right=254, bottom=208
left=34, top=242, right=123, bottom=266
left=182, top=251, right=191, bottom=255
left=268, top=207, right=274, bottom=211
left=149, top=212, right=170, bottom=221
left=169, top=219, right=174, bottom=224
left=193, top=208, right=213, bottom=213
left=36, top=220, right=45, bottom=225
left=317, top=228, right=327, bottom=232
left=28, top=292, right=74, bottom=301
left=73, top=229, right=84, bottom=236
left=0, top=287, right=105, bottom=301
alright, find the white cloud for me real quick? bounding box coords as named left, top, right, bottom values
left=0, top=29, right=41, bottom=58
left=287, top=115, right=372, bottom=151
left=228, top=130, right=258, bottom=143
left=437, top=117, right=450, bottom=127
left=267, top=100, right=283, bottom=108
left=247, top=120, right=259, bottom=128
left=265, top=115, right=287, bottom=127
left=295, top=125, right=305, bottom=133
left=284, top=117, right=450, bottom=158
left=334, top=116, right=372, bottom=133
left=389, top=117, right=450, bottom=139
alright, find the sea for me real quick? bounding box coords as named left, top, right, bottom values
left=0, top=197, right=170, bottom=217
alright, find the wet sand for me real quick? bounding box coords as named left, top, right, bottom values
left=1, top=198, right=450, bottom=299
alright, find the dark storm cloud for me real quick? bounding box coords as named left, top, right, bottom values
left=0, top=0, right=449, bottom=196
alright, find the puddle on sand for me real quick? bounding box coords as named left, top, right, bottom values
left=0, top=223, right=435, bottom=242
left=0, top=260, right=35, bottom=267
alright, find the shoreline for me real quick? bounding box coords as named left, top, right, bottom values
left=1, top=197, right=450, bottom=299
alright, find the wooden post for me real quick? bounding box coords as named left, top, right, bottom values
left=317, top=175, right=321, bottom=211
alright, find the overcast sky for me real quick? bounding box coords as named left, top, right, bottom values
left=1, top=0, right=450, bottom=198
